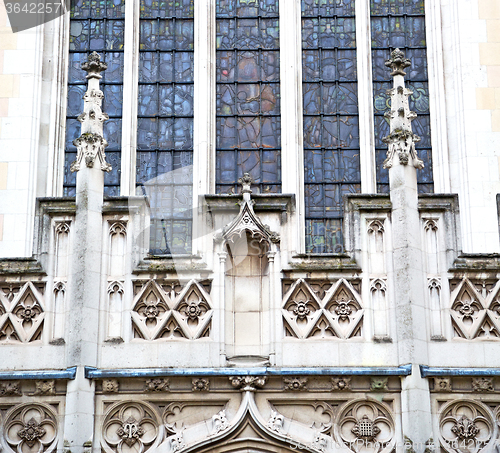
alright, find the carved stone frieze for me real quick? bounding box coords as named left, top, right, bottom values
left=434, top=377, right=452, bottom=392
left=282, top=279, right=363, bottom=339
left=4, top=403, right=58, bottom=453
left=132, top=280, right=212, bottom=340
left=370, top=377, right=388, bottom=391
left=0, top=381, right=22, bottom=396
left=471, top=378, right=493, bottom=392
left=331, top=377, right=351, bottom=391
left=283, top=377, right=308, bottom=391
left=34, top=380, right=56, bottom=396
left=145, top=378, right=170, bottom=392
left=102, top=379, right=119, bottom=393
left=230, top=376, right=267, bottom=390
left=192, top=378, right=209, bottom=392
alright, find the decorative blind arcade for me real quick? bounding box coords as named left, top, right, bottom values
left=371, top=0, right=434, bottom=194
left=65, top=0, right=124, bottom=197
left=302, top=0, right=361, bottom=254
left=136, top=0, right=194, bottom=255
left=215, top=0, right=281, bottom=195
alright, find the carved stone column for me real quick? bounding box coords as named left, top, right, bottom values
left=64, top=52, right=111, bottom=453
left=384, top=49, right=432, bottom=445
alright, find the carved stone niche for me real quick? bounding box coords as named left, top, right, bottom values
left=208, top=177, right=293, bottom=360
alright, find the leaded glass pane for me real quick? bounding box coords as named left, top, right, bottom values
left=64, top=0, right=124, bottom=197
left=302, top=0, right=360, bottom=254
left=370, top=0, right=433, bottom=194
left=216, top=0, right=281, bottom=194
left=137, top=0, right=194, bottom=255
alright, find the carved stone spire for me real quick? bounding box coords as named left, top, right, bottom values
left=382, top=48, right=424, bottom=169
left=70, top=51, right=112, bottom=172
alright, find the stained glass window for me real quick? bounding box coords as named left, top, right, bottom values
left=216, top=0, right=281, bottom=194
left=136, top=0, right=194, bottom=254
left=371, top=0, right=433, bottom=194
left=302, top=0, right=361, bottom=254
left=65, top=0, right=125, bottom=196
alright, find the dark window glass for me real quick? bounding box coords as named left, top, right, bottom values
left=302, top=0, right=360, bottom=254
left=216, top=0, right=281, bottom=194
left=137, top=0, right=194, bottom=255
left=65, top=0, right=125, bottom=196
left=371, top=0, right=433, bottom=194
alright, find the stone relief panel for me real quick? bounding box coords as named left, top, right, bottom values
left=131, top=280, right=212, bottom=340
left=101, top=401, right=163, bottom=453
left=438, top=400, right=496, bottom=453
left=335, top=399, right=396, bottom=453
left=94, top=376, right=401, bottom=453
left=282, top=279, right=363, bottom=339
left=0, top=282, right=45, bottom=343
left=2, top=403, right=59, bottom=453
left=450, top=279, right=500, bottom=340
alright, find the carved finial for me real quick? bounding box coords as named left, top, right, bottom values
left=238, top=173, right=253, bottom=194
left=381, top=49, right=424, bottom=170
left=70, top=52, right=111, bottom=173
left=385, top=48, right=411, bottom=77
left=81, top=51, right=108, bottom=79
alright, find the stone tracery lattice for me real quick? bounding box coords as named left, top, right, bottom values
left=131, top=280, right=212, bottom=340
left=282, top=279, right=363, bottom=339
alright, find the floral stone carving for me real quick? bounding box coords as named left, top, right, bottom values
left=192, top=378, right=209, bottom=391
left=331, top=377, right=351, bottom=391
left=337, top=400, right=395, bottom=453
left=230, top=376, right=267, bottom=390
left=5, top=403, right=58, bottom=453
left=471, top=377, right=493, bottom=392
left=284, top=377, right=308, bottom=391
left=212, top=409, right=229, bottom=434
left=439, top=401, right=494, bottom=453
left=132, top=280, right=212, bottom=340
left=102, top=401, right=162, bottom=453
left=282, top=279, right=363, bottom=339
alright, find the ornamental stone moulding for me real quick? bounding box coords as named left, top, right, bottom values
left=212, top=409, right=229, bottom=434
left=331, top=377, right=351, bottom=391
left=0, top=381, right=22, bottom=396
left=216, top=173, right=280, bottom=247
left=230, top=376, right=267, bottom=391
left=434, top=377, right=452, bottom=392
left=471, top=378, right=493, bottom=392
left=102, top=379, right=119, bottom=393
left=192, top=378, right=209, bottom=392
left=284, top=377, right=308, bottom=391
left=144, top=378, right=170, bottom=393
left=34, top=380, right=56, bottom=396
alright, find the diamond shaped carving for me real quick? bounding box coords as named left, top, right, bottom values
left=282, top=279, right=363, bottom=339
left=132, top=280, right=212, bottom=340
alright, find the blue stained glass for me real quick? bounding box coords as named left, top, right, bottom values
left=302, top=0, right=360, bottom=253
left=216, top=0, right=281, bottom=194
left=137, top=0, right=194, bottom=255
left=65, top=0, right=124, bottom=197
left=370, top=0, right=433, bottom=194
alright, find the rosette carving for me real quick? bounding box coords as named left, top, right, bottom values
left=439, top=401, right=495, bottom=453
left=335, top=400, right=395, bottom=453
left=102, top=402, right=162, bottom=453
left=4, top=403, right=58, bottom=453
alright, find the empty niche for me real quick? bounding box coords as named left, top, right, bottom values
left=225, top=231, right=270, bottom=357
